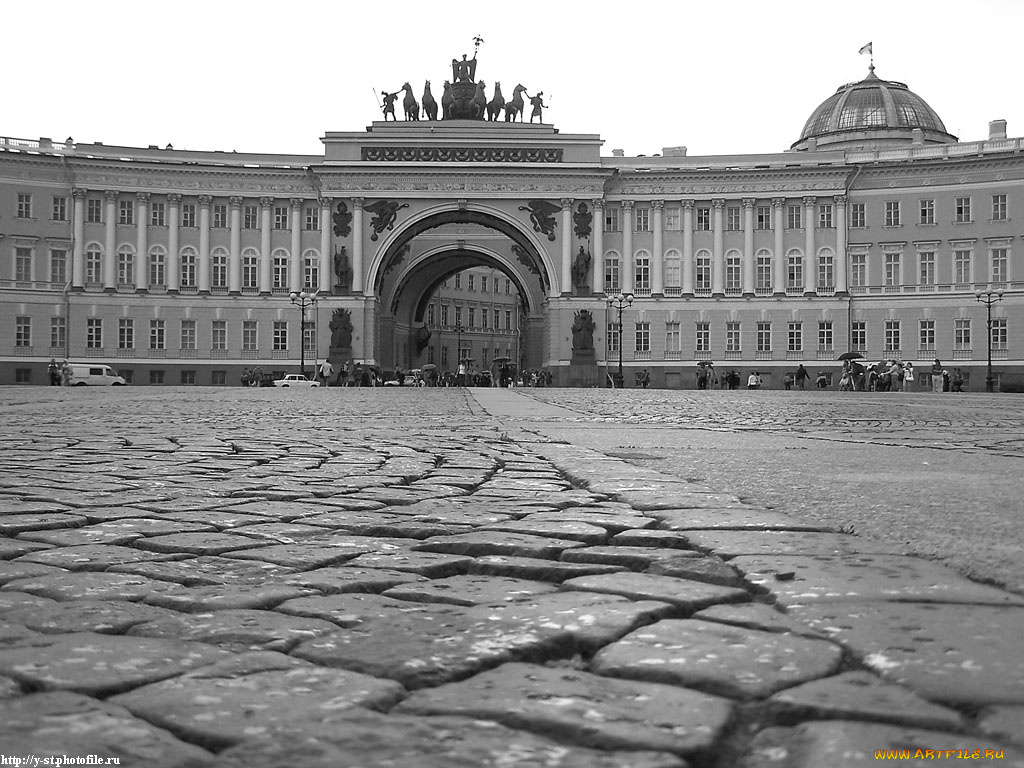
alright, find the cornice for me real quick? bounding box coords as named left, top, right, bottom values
left=853, top=153, right=1024, bottom=190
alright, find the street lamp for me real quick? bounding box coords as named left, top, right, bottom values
left=607, top=292, right=634, bottom=388
left=289, top=290, right=319, bottom=379
left=974, top=287, right=1005, bottom=393
left=454, top=324, right=465, bottom=385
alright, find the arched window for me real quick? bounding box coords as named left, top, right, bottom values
left=180, top=246, right=198, bottom=289
left=786, top=248, right=803, bottom=293
left=664, top=249, right=682, bottom=295
left=117, top=244, right=135, bottom=288
left=242, top=248, right=259, bottom=291
left=695, top=249, right=712, bottom=295
left=149, top=245, right=167, bottom=288
left=634, top=250, right=651, bottom=295
left=85, top=244, right=103, bottom=286
left=211, top=247, right=229, bottom=289
left=756, top=249, right=772, bottom=295
left=725, top=249, right=742, bottom=294
left=818, top=247, right=835, bottom=293
left=272, top=248, right=289, bottom=291
left=604, top=251, right=620, bottom=293
left=303, top=249, right=319, bottom=291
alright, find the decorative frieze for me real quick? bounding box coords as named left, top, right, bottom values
left=361, top=147, right=563, bottom=163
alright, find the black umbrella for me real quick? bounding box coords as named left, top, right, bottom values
left=837, top=351, right=864, bottom=361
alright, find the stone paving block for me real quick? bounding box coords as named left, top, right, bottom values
left=731, top=554, right=1024, bottom=606
left=683, top=530, right=911, bottom=558
left=229, top=522, right=339, bottom=541
left=275, top=592, right=465, bottom=628
left=691, top=603, right=829, bottom=638
left=0, top=691, right=215, bottom=766
left=218, top=541, right=374, bottom=569
left=126, top=608, right=341, bottom=651
left=220, top=499, right=347, bottom=520
left=468, top=554, right=628, bottom=582
left=738, top=721, right=1024, bottom=768
left=414, top=531, right=590, bottom=559
left=477, top=519, right=610, bottom=544
left=979, top=706, right=1024, bottom=748
left=157, top=509, right=274, bottom=529
left=560, top=545, right=703, bottom=570
left=90, top=517, right=219, bottom=536
left=143, top=583, right=314, bottom=613
left=17, top=525, right=145, bottom=547
left=561, top=572, right=750, bottom=612
left=66, top=505, right=166, bottom=523
left=0, top=674, right=19, bottom=696
left=0, top=538, right=52, bottom=560
left=109, top=555, right=295, bottom=586
left=0, top=590, right=57, bottom=613
left=344, top=550, right=474, bottom=577
left=767, top=671, right=966, bottom=730
left=382, top=575, right=561, bottom=606
left=279, top=566, right=428, bottom=594
left=15, top=543, right=189, bottom=571
left=591, top=618, right=843, bottom=700
left=395, top=661, right=733, bottom=757
left=0, top=561, right=65, bottom=586
left=0, top=632, right=229, bottom=695
left=0, top=499, right=74, bottom=515
left=0, top=513, right=87, bottom=535
left=4, top=571, right=176, bottom=602
left=109, top=651, right=405, bottom=751
left=334, top=518, right=477, bottom=539
left=650, top=508, right=834, bottom=532
left=521, top=509, right=657, bottom=534
left=610, top=529, right=693, bottom=547
left=787, top=601, right=1024, bottom=706
left=214, top=709, right=688, bottom=768
left=347, top=487, right=462, bottom=505
left=132, top=531, right=274, bottom=556
left=645, top=554, right=747, bottom=587
left=604, top=488, right=747, bottom=511
left=2, top=599, right=178, bottom=635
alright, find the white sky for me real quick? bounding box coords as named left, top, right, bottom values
left=5, top=0, right=1022, bottom=158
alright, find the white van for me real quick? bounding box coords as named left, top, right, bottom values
left=63, top=363, right=127, bottom=387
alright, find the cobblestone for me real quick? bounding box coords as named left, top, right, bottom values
left=1, top=387, right=1022, bottom=765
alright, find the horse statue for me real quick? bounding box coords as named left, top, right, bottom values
left=470, top=80, right=487, bottom=120
left=422, top=80, right=438, bottom=121
left=505, top=84, right=527, bottom=122
left=486, top=82, right=505, bottom=122
left=401, top=83, right=419, bottom=121
left=441, top=81, right=454, bottom=120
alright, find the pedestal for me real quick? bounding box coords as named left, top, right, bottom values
left=568, top=349, right=598, bottom=387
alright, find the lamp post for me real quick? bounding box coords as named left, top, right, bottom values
left=607, top=292, right=634, bottom=388
left=289, top=290, right=319, bottom=379
left=454, top=324, right=465, bottom=385
left=974, top=287, right=1005, bottom=393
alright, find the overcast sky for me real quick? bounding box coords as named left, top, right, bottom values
left=5, top=0, right=1022, bottom=158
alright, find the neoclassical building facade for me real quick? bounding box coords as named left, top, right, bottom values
left=1, top=65, right=1020, bottom=388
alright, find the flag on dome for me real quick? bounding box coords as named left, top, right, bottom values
left=859, top=42, right=873, bottom=55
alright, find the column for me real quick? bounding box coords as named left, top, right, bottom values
left=711, top=199, right=725, bottom=297
left=167, top=194, right=181, bottom=292
left=835, top=195, right=848, bottom=294
left=229, top=197, right=242, bottom=294
left=560, top=198, right=573, bottom=294
left=772, top=198, right=786, bottom=295
left=290, top=199, right=303, bottom=293
left=319, top=198, right=331, bottom=294
left=198, top=195, right=212, bottom=293
left=259, top=197, right=273, bottom=294
left=803, top=196, right=817, bottom=295
left=103, top=191, right=117, bottom=292
left=620, top=201, right=634, bottom=293
left=652, top=200, right=664, bottom=296
left=592, top=200, right=604, bottom=293
left=135, top=192, right=149, bottom=293
left=682, top=200, right=694, bottom=296
left=71, top=188, right=86, bottom=290
left=352, top=198, right=364, bottom=294
left=742, top=198, right=755, bottom=297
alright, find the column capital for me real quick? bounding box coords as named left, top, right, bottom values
left=260, top=197, right=275, bottom=208
left=742, top=198, right=756, bottom=209
left=560, top=198, right=574, bottom=210
left=290, top=198, right=304, bottom=209
left=621, top=200, right=634, bottom=210
left=229, top=196, right=244, bottom=208
left=319, top=197, right=332, bottom=209
left=772, top=197, right=786, bottom=209
left=802, top=195, right=817, bottom=207
left=136, top=192, right=151, bottom=204
left=592, top=198, right=605, bottom=210
left=352, top=197, right=364, bottom=210
left=652, top=200, right=665, bottom=210
left=712, top=198, right=726, bottom=209
left=168, top=193, right=182, bottom=205
left=104, top=190, right=119, bottom=203
left=682, top=199, right=695, bottom=210
left=198, top=195, right=213, bottom=208
left=834, top=195, right=848, bottom=207
left=72, top=187, right=89, bottom=199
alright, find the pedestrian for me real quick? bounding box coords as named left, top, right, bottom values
left=795, top=364, right=808, bottom=389
left=816, top=371, right=828, bottom=389
left=951, top=368, right=964, bottom=392
left=640, top=369, right=650, bottom=389
left=47, top=358, right=61, bottom=386
left=942, top=369, right=951, bottom=392
left=747, top=371, right=762, bottom=390
left=931, top=359, right=944, bottom=393
left=904, top=362, right=915, bottom=389
left=318, top=359, right=334, bottom=385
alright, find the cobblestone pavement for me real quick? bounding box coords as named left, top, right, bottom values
left=1, top=387, right=1023, bottom=767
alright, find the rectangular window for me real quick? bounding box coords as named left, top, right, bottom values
left=786, top=205, right=802, bottom=229
left=756, top=205, right=772, bottom=230
left=885, top=201, right=901, bottom=227
left=52, top=196, right=67, bottom=221
left=665, top=206, right=680, bottom=230
left=954, top=318, right=971, bottom=350
left=850, top=202, right=866, bottom=228
left=15, top=247, right=33, bottom=282
left=919, top=199, right=935, bottom=225
left=454, top=306, right=462, bottom=327
left=150, top=320, right=165, bottom=350
left=665, top=321, right=681, bottom=352
left=273, top=207, right=288, bottom=230
left=604, top=206, right=620, bottom=232
left=150, top=370, right=165, bottom=385
left=180, top=320, right=197, bottom=350
left=504, top=310, right=512, bottom=331
left=273, top=321, right=288, bottom=351
left=181, top=204, right=197, bottom=228
left=118, top=318, right=134, bottom=350
left=884, top=253, right=901, bottom=287
left=990, top=248, right=1008, bottom=283
left=954, top=250, right=972, bottom=284
left=851, top=321, right=866, bottom=351
left=788, top=322, right=803, bottom=352
left=441, top=304, right=449, bottom=326
left=15, top=316, right=31, bottom=347
left=635, top=321, right=650, bottom=352
left=493, top=308, right=500, bottom=329
left=851, top=254, right=867, bottom=287
left=242, top=321, right=257, bottom=351
left=695, top=322, right=710, bottom=353
left=150, top=202, right=166, bottom=227
left=725, top=321, right=741, bottom=352
left=17, top=193, right=32, bottom=219
left=51, top=316, right=66, bottom=351
left=468, top=308, right=476, bottom=328
left=991, top=318, right=1008, bottom=350
left=884, top=320, right=901, bottom=352
left=919, top=319, right=935, bottom=350
left=918, top=251, right=935, bottom=286
left=119, top=199, right=134, bottom=225
left=817, top=204, right=833, bottom=229
left=87, top=318, right=103, bottom=349
left=87, top=198, right=102, bottom=223
left=955, top=196, right=972, bottom=223
left=454, top=273, right=461, bottom=289
left=305, top=206, right=320, bottom=231
left=607, top=322, right=620, bottom=354
left=481, top=309, right=488, bottom=329
left=634, top=206, right=650, bottom=232
left=481, top=276, right=488, bottom=292
left=468, top=275, right=475, bottom=291
left=756, top=322, right=771, bottom=352
left=212, top=320, right=227, bottom=350
left=213, top=204, right=228, bottom=229
left=696, top=207, right=711, bottom=231
left=726, top=206, right=741, bottom=231
left=303, top=322, right=316, bottom=354
left=150, top=251, right=166, bottom=286
left=818, top=321, right=833, bottom=351
left=244, top=205, right=259, bottom=229
left=180, top=370, right=197, bottom=385
left=992, top=194, right=1007, bottom=221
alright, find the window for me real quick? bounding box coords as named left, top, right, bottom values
left=919, top=320, right=935, bottom=351
left=884, top=253, right=901, bottom=287
left=918, top=251, right=935, bottom=287
left=634, top=254, right=650, bottom=293
left=850, top=202, right=866, bottom=228
left=180, top=320, right=197, bottom=350
left=786, top=250, right=803, bottom=291
left=304, top=254, right=318, bottom=290
left=756, top=322, right=771, bottom=352
left=481, top=276, right=488, bottom=293
left=150, top=370, right=165, bottom=385
left=87, top=198, right=103, bottom=223
left=635, top=322, right=650, bottom=352
left=725, top=253, right=741, bottom=292
left=818, top=321, right=833, bottom=351
left=850, top=254, right=867, bottom=288
left=51, top=317, right=66, bottom=351
left=505, top=278, right=511, bottom=294
left=504, top=310, right=512, bottom=330
left=468, top=275, right=475, bottom=291
left=954, top=318, right=971, bottom=350
left=212, top=249, right=228, bottom=288
left=664, top=257, right=681, bottom=289
left=181, top=370, right=197, bottom=385
left=786, top=205, right=802, bottom=229
left=87, top=318, right=103, bottom=349
left=17, top=193, right=32, bottom=219
left=992, top=194, right=1007, bottom=221
left=441, top=304, right=449, bottom=326
left=726, top=321, right=741, bottom=352
left=604, top=255, right=620, bottom=293
left=181, top=203, right=196, bottom=228
left=919, top=199, right=935, bottom=225
left=884, top=201, right=901, bottom=227
left=305, top=205, right=320, bottom=231
left=52, top=196, right=67, bottom=222
left=244, top=205, right=259, bottom=229
left=665, top=207, right=680, bottom=230
left=991, top=318, right=1007, bottom=350
left=274, top=207, right=288, bottom=229
left=273, top=253, right=288, bottom=290
left=756, top=205, right=772, bottom=230
left=953, top=249, right=972, bottom=284
left=273, top=321, right=288, bottom=351
left=955, top=196, right=972, bottom=223
left=990, top=248, right=1008, bottom=283
left=604, top=206, right=620, bottom=232
left=695, top=322, right=710, bottom=354
left=86, top=246, right=102, bottom=284
left=493, top=309, right=500, bottom=329
left=726, top=206, right=741, bottom=231
left=242, top=249, right=258, bottom=289
left=634, top=206, right=650, bottom=232
left=788, top=322, right=803, bottom=353
left=884, top=320, right=901, bottom=352
left=817, top=204, right=833, bottom=229
left=454, top=273, right=461, bottom=289
left=212, top=320, right=227, bottom=350
left=696, top=207, right=710, bottom=231
left=665, top=321, right=681, bottom=352
left=118, top=318, right=134, bottom=350
left=851, top=321, right=866, bottom=351
left=117, top=247, right=134, bottom=286
left=213, top=204, right=228, bottom=229
left=607, top=322, right=620, bottom=354
left=481, top=309, right=489, bottom=329
left=303, top=322, right=316, bottom=354
left=468, top=308, right=476, bottom=328
left=242, top=321, right=257, bottom=351
left=15, top=247, right=33, bottom=282
left=695, top=253, right=711, bottom=293
left=454, top=306, right=462, bottom=327
left=119, top=199, right=134, bottom=225
left=150, top=202, right=165, bottom=227
left=149, top=248, right=166, bottom=287
left=756, top=251, right=772, bottom=293
left=180, top=248, right=197, bottom=288
left=15, top=316, right=31, bottom=347
left=818, top=249, right=834, bottom=290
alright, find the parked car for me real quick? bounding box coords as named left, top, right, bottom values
left=273, top=374, right=321, bottom=388
left=62, top=363, right=126, bottom=387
